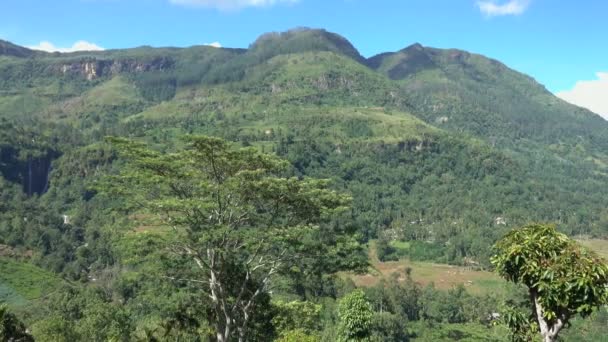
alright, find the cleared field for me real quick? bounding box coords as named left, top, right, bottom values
left=0, top=257, right=62, bottom=306
left=347, top=241, right=505, bottom=295
left=350, top=258, right=504, bottom=295
left=577, top=239, right=608, bottom=259
left=350, top=238, right=608, bottom=295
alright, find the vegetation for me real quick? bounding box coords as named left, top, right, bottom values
left=0, top=305, right=33, bottom=341
left=337, top=290, right=373, bottom=341
left=0, top=28, right=608, bottom=340
left=0, top=258, right=62, bottom=304
left=103, top=136, right=362, bottom=341
left=492, top=224, right=608, bottom=342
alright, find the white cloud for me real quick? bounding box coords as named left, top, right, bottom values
left=204, top=42, right=222, bottom=48
left=169, top=0, right=298, bottom=10
left=477, top=0, right=530, bottom=17
left=556, top=72, right=608, bottom=120
left=28, top=40, right=104, bottom=53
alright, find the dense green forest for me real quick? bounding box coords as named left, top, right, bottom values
left=1, top=29, right=608, bottom=340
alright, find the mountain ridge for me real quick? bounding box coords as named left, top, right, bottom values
left=0, top=39, right=39, bottom=58
left=1, top=28, right=607, bottom=247
left=2, top=29, right=600, bottom=117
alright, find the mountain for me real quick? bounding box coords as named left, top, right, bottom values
left=2, top=27, right=608, bottom=340
left=369, top=43, right=608, bottom=153
left=1, top=28, right=607, bottom=272
left=248, top=28, right=366, bottom=63
left=0, top=39, right=38, bottom=58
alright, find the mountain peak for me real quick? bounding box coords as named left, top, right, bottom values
left=366, top=42, right=436, bottom=79
left=403, top=42, right=425, bottom=52
left=249, top=28, right=365, bottom=63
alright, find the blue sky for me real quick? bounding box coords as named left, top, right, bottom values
left=1, top=0, right=607, bottom=116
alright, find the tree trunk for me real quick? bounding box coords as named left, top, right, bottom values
left=532, top=291, right=563, bottom=342
left=238, top=311, right=250, bottom=342
left=215, top=318, right=232, bottom=342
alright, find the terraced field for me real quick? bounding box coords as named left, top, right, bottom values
left=0, top=257, right=63, bottom=307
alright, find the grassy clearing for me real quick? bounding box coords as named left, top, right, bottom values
left=0, top=257, right=62, bottom=306
left=347, top=241, right=505, bottom=295
left=390, top=240, right=410, bottom=251
left=0, top=283, right=27, bottom=307
left=83, top=76, right=143, bottom=107
left=350, top=238, right=608, bottom=296
left=351, top=258, right=504, bottom=295
left=577, top=238, right=608, bottom=259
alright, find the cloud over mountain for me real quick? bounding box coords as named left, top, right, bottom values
left=28, top=40, right=104, bottom=53
left=204, top=42, right=222, bottom=48
left=556, top=72, right=608, bottom=120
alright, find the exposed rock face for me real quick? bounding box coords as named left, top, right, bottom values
left=0, top=147, right=58, bottom=196
left=51, top=57, right=174, bottom=80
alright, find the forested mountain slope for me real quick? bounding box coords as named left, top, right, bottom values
left=1, top=28, right=607, bottom=270
left=0, top=29, right=608, bottom=280
left=368, top=43, right=608, bottom=153
left=1, top=27, right=608, bottom=340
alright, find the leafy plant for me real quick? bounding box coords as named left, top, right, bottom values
left=338, top=289, right=373, bottom=341
left=492, top=224, right=608, bottom=342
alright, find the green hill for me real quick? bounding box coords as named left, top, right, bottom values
left=1, top=28, right=607, bottom=268
left=1, top=27, right=608, bottom=341
left=368, top=43, right=608, bottom=153
left=0, top=39, right=38, bottom=58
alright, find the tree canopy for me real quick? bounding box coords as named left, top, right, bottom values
left=491, top=224, right=608, bottom=342
left=104, top=135, right=362, bottom=342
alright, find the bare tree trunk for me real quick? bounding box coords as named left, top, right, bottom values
left=216, top=329, right=226, bottom=342
left=531, top=290, right=565, bottom=342
left=237, top=309, right=251, bottom=342
left=213, top=306, right=233, bottom=342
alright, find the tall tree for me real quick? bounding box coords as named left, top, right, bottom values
left=104, top=136, right=355, bottom=342
left=491, top=224, right=608, bottom=342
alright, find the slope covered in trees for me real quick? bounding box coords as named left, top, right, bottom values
left=0, top=28, right=607, bottom=340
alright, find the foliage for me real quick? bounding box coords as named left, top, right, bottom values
left=376, top=236, right=399, bottom=262
left=0, top=258, right=62, bottom=304
left=369, top=312, right=408, bottom=341
left=408, top=321, right=508, bottom=342
left=103, top=135, right=359, bottom=341
left=1, top=27, right=608, bottom=340
left=30, top=286, right=132, bottom=342
left=0, top=305, right=33, bottom=342
left=272, top=300, right=321, bottom=337
left=500, top=304, right=538, bottom=342
left=338, top=289, right=374, bottom=341
left=492, top=224, right=608, bottom=341
left=275, top=328, right=320, bottom=342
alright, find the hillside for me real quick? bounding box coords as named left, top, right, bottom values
left=1, top=28, right=607, bottom=263
left=369, top=43, right=608, bottom=153
left=0, top=39, right=38, bottom=58
left=1, top=27, right=608, bottom=340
